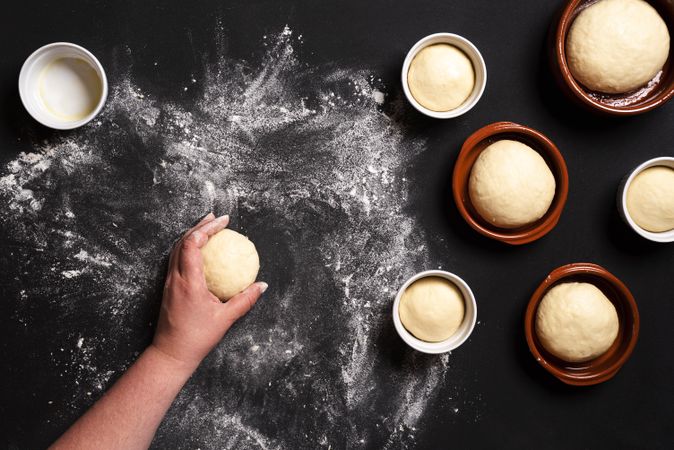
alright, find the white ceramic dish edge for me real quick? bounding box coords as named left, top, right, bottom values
left=19, top=42, right=108, bottom=130
left=401, top=32, right=487, bottom=119
left=617, top=156, right=674, bottom=243
left=392, top=269, right=477, bottom=354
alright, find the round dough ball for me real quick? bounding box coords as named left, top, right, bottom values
left=627, top=166, right=674, bottom=232
left=468, top=140, right=556, bottom=229
left=201, top=229, right=260, bottom=301
left=536, top=282, right=619, bottom=363
left=407, top=43, right=475, bottom=112
left=566, top=0, right=670, bottom=94
left=399, top=276, right=465, bottom=342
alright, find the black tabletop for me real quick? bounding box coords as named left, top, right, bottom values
left=1, top=1, right=673, bottom=449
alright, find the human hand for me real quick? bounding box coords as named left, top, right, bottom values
left=151, top=213, right=267, bottom=369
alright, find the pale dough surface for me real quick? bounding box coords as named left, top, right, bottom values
left=566, top=0, right=670, bottom=94
left=536, top=282, right=619, bottom=363
left=399, top=276, right=465, bottom=342
left=407, top=43, right=475, bottom=112
left=469, top=140, right=556, bottom=229
left=627, top=166, right=674, bottom=232
left=201, top=229, right=260, bottom=301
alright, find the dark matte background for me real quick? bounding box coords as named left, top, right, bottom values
left=1, top=0, right=673, bottom=449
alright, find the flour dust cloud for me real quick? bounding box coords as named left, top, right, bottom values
left=0, top=27, right=472, bottom=449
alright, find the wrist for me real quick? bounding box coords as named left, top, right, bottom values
left=145, top=344, right=202, bottom=378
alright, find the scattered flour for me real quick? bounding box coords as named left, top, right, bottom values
left=0, top=26, right=471, bottom=448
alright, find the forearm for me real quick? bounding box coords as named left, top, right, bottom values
left=51, top=214, right=264, bottom=448
left=51, top=345, right=197, bottom=450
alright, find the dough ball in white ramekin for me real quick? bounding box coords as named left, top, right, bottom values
left=626, top=166, right=674, bottom=232
left=407, top=43, right=475, bottom=112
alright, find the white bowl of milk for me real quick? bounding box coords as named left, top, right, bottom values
left=19, top=42, right=107, bottom=130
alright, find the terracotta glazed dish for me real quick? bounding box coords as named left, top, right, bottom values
left=552, top=0, right=674, bottom=116
left=452, top=121, right=569, bottom=245
left=524, top=263, right=640, bottom=386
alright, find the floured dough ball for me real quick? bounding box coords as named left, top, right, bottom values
left=469, top=140, right=556, bottom=228
left=407, top=43, right=475, bottom=111
left=566, top=0, right=670, bottom=94
left=536, top=282, right=619, bottom=362
left=201, top=229, right=260, bottom=301
left=627, top=166, right=674, bottom=232
left=399, top=276, right=465, bottom=342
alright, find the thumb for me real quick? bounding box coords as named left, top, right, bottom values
left=222, top=282, right=268, bottom=325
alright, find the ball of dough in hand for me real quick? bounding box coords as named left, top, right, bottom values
left=536, top=282, right=619, bottom=363
left=626, top=166, right=674, bottom=232
left=566, top=0, right=670, bottom=94
left=407, top=43, right=475, bottom=112
left=469, top=140, right=556, bottom=229
left=399, top=276, right=465, bottom=342
left=201, top=229, right=260, bottom=301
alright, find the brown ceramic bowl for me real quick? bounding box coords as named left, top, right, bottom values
left=452, top=122, right=569, bottom=245
left=524, top=263, right=640, bottom=386
left=552, top=0, right=674, bottom=115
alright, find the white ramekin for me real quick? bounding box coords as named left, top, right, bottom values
left=392, top=270, right=477, bottom=354
left=617, top=156, right=674, bottom=243
left=19, top=42, right=108, bottom=130
left=401, top=33, right=487, bottom=119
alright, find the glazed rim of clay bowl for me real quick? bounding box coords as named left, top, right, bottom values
left=553, top=0, right=674, bottom=116
left=524, top=263, right=640, bottom=386
left=452, top=121, right=569, bottom=245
